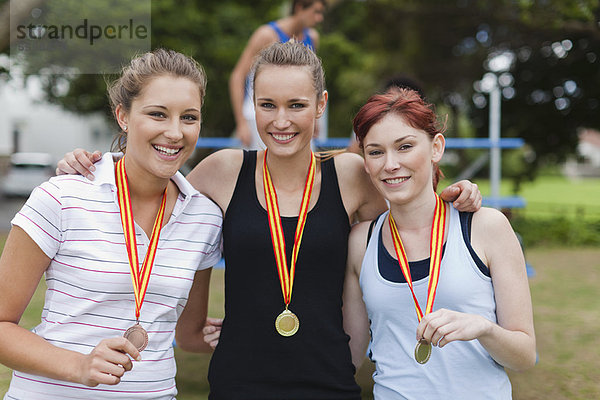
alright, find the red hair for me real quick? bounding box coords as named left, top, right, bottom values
left=352, top=88, right=445, bottom=190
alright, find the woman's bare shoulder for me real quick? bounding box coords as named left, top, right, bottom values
left=186, top=149, right=245, bottom=208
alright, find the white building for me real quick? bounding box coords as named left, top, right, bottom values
left=0, top=70, right=113, bottom=167
left=563, top=128, right=600, bottom=178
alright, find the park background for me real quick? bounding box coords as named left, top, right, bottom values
left=1, top=0, right=600, bottom=398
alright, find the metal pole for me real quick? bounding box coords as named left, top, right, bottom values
left=489, top=75, right=501, bottom=204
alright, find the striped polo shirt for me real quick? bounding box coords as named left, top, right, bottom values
left=6, top=152, right=222, bottom=400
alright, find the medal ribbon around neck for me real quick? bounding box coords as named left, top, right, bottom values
left=388, top=193, right=447, bottom=322
left=115, top=157, right=167, bottom=321
left=263, top=150, right=316, bottom=309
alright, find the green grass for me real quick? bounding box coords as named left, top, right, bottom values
left=509, top=176, right=600, bottom=209
left=505, top=248, right=600, bottom=399
left=2, top=228, right=600, bottom=398
left=441, top=176, right=600, bottom=220
left=459, top=176, right=600, bottom=207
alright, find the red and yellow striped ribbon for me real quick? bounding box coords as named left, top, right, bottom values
left=115, top=157, right=167, bottom=320
left=388, top=194, right=447, bottom=321
left=263, top=150, right=316, bottom=307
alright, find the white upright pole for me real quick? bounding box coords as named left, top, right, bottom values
left=489, top=75, right=501, bottom=204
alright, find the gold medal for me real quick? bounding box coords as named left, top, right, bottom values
left=263, top=150, right=315, bottom=338
left=389, top=194, right=447, bottom=365
left=275, top=309, right=300, bottom=337
left=124, top=323, right=148, bottom=352
left=414, top=339, right=432, bottom=364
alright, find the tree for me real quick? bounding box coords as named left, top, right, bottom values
left=320, top=0, right=600, bottom=183
left=3, top=0, right=599, bottom=182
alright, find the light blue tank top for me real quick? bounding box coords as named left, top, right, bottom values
left=359, top=206, right=512, bottom=400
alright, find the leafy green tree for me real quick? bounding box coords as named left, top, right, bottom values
left=1, top=0, right=599, bottom=183
left=322, top=0, right=600, bottom=183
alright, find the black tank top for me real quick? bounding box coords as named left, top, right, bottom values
left=208, top=151, right=361, bottom=400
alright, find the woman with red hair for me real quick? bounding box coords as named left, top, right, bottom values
left=343, top=88, right=536, bottom=399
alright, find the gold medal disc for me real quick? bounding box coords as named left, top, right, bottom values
left=414, top=339, right=432, bottom=364
left=124, top=324, right=148, bottom=351
left=275, top=309, right=299, bottom=337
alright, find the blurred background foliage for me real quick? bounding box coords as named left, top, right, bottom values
left=1, top=0, right=599, bottom=185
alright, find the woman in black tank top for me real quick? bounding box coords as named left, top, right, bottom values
left=204, top=41, right=369, bottom=400
left=208, top=150, right=359, bottom=398
left=55, top=42, right=482, bottom=399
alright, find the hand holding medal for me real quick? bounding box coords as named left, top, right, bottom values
left=389, top=194, right=446, bottom=364
left=263, top=150, right=316, bottom=337
left=78, top=337, right=141, bottom=386
left=115, top=157, right=167, bottom=352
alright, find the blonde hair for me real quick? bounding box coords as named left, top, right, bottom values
left=251, top=40, right=325, bottom=101
left=251, top=40, right=341, bottom=161
left=108, top=48, right=207, bottom=152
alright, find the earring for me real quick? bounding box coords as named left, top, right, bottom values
left=122, top=125, right=128, bottom=132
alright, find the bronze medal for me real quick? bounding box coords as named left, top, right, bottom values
left=414, top=339, right=432, bottom=364
left=275, top=309, right=300, bottom=337
left=124, top=323, right=148, bottom=352
left=115, top=158, right=167, bottom=355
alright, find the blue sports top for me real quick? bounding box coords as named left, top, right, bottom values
left=268, top=21, right=314, bottom=49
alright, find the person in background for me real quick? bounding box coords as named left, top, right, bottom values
left=343, top=88, right=536, bottom=399
left=0, top=49, right=222, bottom=399
left=55, top=42, right=482, bottom=399
left=230, top=0, right=326, bottom=149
